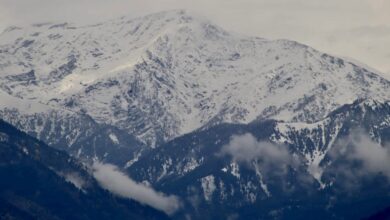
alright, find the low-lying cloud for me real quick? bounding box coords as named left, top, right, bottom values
left=64, top=172, right=86, bottom=190
left=329, top=130, right=390, bottom=181
left=92, top=162, right=180, bottom=215
left=220, top=133, right=298, bottom=176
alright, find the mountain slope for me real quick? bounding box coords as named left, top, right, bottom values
left=0, top=9, right=389, bottom=220
left=0, top=10, right=389, bottom=147
left=0, top=89, right=145, bottom=167
left=127, top=99, right=390, bottom=219
left=0, top=119, right=169, bottom=220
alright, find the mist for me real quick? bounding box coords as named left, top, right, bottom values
left=329, top=130, right=390, bottom=182
left=220, top=133, right=299, bottom=176
left=92, top=162, right=181, bottom=215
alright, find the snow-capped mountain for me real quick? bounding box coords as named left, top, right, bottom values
left=0, top=89, right=144, bottom=166
left=1, top=9, right=390, bottom=220
left=0, top=9, right=389, bottom=148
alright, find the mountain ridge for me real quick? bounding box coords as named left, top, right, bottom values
left=0, top=119, right=169, bottom=220
left=0, top=10, right=390, bottom=220
left=0, top=9, right=389, bottom=157
left=126, top=98, right=390, bottom=219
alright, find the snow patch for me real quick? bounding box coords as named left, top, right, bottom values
left=253, top=163, right=271, bottom=197
left=109, top=133, right=120, bottom=144
left=201, top=175, right=216, bottom=201
left=230, top=162, right=240, bottom=179
left=22, top=147, right=29, bottom=155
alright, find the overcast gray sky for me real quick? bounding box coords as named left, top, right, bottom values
left=0, top=0, right=389, bottom=76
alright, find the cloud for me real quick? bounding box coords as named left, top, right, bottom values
left=92, top=162, right=180, bottom=215
left=328, top=129, right=390, bottom=185
left=220, top=133, right=298, bottom=176
left=64, top=172, right=86, bottom=190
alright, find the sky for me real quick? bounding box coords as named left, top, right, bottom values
left=0, top=0, right=389, bottom=76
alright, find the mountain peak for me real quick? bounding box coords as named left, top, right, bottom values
left=0, top=10, right=389, bottom=146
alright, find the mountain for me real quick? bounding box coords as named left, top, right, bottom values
left=0, top=9, right=389, bottom=153
left=0, top=119, right=169, bottom=220
left=0, top=89, right=145, bottom=167
left=365, top=206, right=390, bottom=220
left=1, top=9, right=390, bottom=220
left=127, top=99, right=390, bottom=219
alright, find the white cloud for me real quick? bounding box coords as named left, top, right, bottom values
left=220, top=133, right=298, bottom=176
left=349, top=136, right=390, bottom=178
left=64, top=172, right=86, bottom=190
left=92, top=162, right=180, bottom=215
left=329, top=130, right=390, bottom=183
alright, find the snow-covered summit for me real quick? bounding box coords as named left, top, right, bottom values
left=0, top=10, right=389, bottom=146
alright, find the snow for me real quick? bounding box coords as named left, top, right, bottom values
left=157, top=158, right=172, bottom=181
left=0, top=9, right=389, bottom=147
left=274, top=116, right=346, bottom=189
left=254, top=163, right=271, bottom=197
left=0, top=132, right=9, bottom=142
left=306, top=122, right=341, bottom=189
left=201, top=175, right=216, bottom=201
left=230, top=162, right=240, bottom=179
left=0, top=90, right=50, bottom=114
left=22, top=147, right=29, bottom=155
left=124, top=151, right=142, bottom=168
left=109, top=133, right=119, bottom=144
left=183, top=157, right=201, bottom=173
left=77, top=148, right=82, bottom=157
left=306, top=150, right=326, bottom=189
